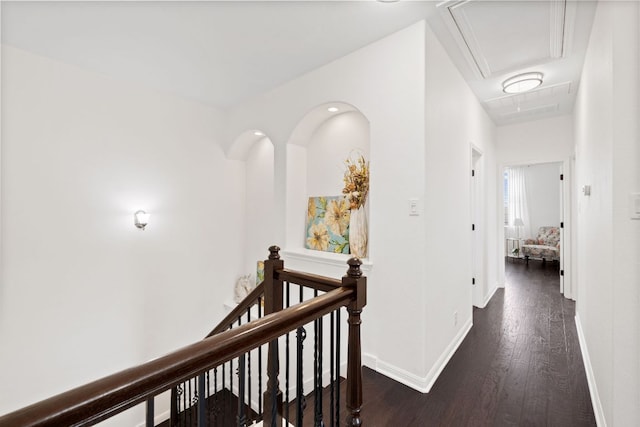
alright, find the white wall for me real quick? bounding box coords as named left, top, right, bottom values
left=523, top=163, right=561, bottom=236
left=423, top=23, right=498, bottom=372
left=496, top=115, right=574, bottom=165
left=228, top=20, right=498, bottom=393
left=573, top=1, right=640, bottom=425
left=243, top=137, right=276, bottom=276
left=227, top=21, right=436, bottom=390
left=0, top=46, right=245, bottom=421
left=307, top=111, right=369, bottom=198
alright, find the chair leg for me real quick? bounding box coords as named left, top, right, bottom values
left=525, top=256, right=529, bottom=265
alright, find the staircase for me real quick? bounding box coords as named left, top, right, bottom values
left=0, top=246, right=367, bottom=427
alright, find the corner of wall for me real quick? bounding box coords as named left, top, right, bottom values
left=364, top=316, right=472, bottom=394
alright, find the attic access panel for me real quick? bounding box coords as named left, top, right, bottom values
left=440, top=0, right=568, bottom=78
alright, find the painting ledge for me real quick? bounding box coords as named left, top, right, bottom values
left=281, top=248, right=373, bottom=272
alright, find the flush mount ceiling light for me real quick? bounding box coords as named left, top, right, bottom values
left=502, top=72, right=543, bottom=94
left=254, top=131, right=264, bottom=136
left=327, top=107, right=339, bottom=113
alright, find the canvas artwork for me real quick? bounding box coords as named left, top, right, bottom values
left=305, top=196, right=350, bottom=254
left=256, top=260, right=264, bottom=285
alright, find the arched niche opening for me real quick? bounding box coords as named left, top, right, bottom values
left=228, top=130, right=275, bottom=280
left=284, top=102, right=370, bottom=260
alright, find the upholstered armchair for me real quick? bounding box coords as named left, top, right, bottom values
left=521, top=226, right=560, bottom=264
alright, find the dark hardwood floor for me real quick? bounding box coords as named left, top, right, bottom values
left=352, top=259, right=596, bottom=426
left=161, top=260, right=595, bottom=426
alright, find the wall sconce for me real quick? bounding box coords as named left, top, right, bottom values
left=134, top=210, right=150, bottom=230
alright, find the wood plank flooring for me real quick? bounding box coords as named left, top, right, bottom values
left=351, top=260, right=596, bottom=426
left=161, top=260, right=596, bottom=426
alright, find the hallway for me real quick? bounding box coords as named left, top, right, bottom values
left=359, top=261, right=596, bottom=426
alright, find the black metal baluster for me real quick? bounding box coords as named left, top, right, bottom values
left=296, top=326, right=305, bottom=427
left=198, top=374, right=206, bottom=427
left=285, top=281, right=291, bottom=424
left=187, top=377, right=192, bottom=426
left=330, top=311, right=335, bottom=427
left=229, top=358, right=233, bottom=424
left=214, top=367, right=219, bottom=426
left=296, top=284, right=306, bottom=427
left=314, top=317, right=319, bottom=426
left=222, top=362, right=226, bottom=426
left=237, top=354, right=246, bottom=427
left=258, top=297, right=263, bottom=417
left=314, top=290, right=324, bottom=427
left=206, top=371, right=210, bottom=426
left=336, top=308, right=341, bottom=425
left=146, top=397, right=154, bottom=427
left=181, top=381, right=187, bottom=426
left=171, top=386, right=179, bottom=427
left=247, top=308, right=252, bottom=424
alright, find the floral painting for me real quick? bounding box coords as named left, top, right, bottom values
left=256, top=260, right=264, bottom=285
left=305, top=196, right=350, bottom=254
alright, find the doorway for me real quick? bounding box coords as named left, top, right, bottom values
left=471, top=146, right=484, bottom=308
left=502, top=162, right=567, bottom=294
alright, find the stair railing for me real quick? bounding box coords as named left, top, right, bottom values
left=170, top=245, right=367, bottom=426
left=0, top=246, right=366, bottom=427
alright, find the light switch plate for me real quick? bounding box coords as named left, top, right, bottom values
left=630, top=193, right=640, bottom=220
left=409, top=198, right=419, bottom=216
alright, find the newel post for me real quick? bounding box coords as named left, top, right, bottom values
left=263, top=245, right=284, bottom=426
left=343, top=257, right=367, bottom=426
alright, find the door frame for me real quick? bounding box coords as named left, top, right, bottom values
left=497, top=158, right=573, bottom=299
left=471, top=144, right=485, bottom=308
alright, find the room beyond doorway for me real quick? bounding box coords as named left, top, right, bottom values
left=502, top=161, right=567, bottom=295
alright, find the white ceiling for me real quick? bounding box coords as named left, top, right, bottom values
left=1, top=1, right=597, bottom=126
left=427, top=0, right=597, bottom=125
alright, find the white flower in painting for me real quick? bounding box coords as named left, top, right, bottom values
left=324, top=199, right=350, bottom=236
left=307, top=222, right=330, bottom=251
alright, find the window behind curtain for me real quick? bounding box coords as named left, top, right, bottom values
left=503, top=170, right=509, bottom=225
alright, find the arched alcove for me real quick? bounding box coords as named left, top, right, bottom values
left=284, top=102, right=370, bottom=262
left=228, top=130, right=276, bottom=280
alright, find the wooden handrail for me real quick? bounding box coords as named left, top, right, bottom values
left=0, top=287, right=354, bottom=427
left=206, top=280, right=265, bottom=337
left=276, top=269, right=342, bottom=292
left=207, top=256, right=343, bottom=338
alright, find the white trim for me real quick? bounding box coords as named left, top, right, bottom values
left=363, top=317, right=473, bottom=393
left=477, top=284, right=498, bottom=309
left=422, top=317, right=473, bottom=392
left=575, top=313, right=607, bottom=427
left=362, top=352, right=378, bottom=370
left=280, top=248, right=373, bottom=273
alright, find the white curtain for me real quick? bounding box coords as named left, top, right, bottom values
left=507, top=167, right=531, bottom=240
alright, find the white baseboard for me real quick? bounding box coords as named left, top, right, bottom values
left=423, top=317, right=472, bottom=392
left=484, top=285, right=498, bottom=306
left=476, top=285, right=498, bottom=309
left=575, top=313, right=607, bottom=427
left=364, top=317, right=473, bottom=393
left=362, top=352, right=377, bottom=370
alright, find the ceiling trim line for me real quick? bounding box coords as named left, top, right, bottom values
left=437, top=0, right=488, bottom=79
left=550, top=0, right=566, bottom=58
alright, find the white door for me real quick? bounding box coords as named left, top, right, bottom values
left=471, top=148, right=483, bottom=307
left=559, top=164, right=565, bottom=294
